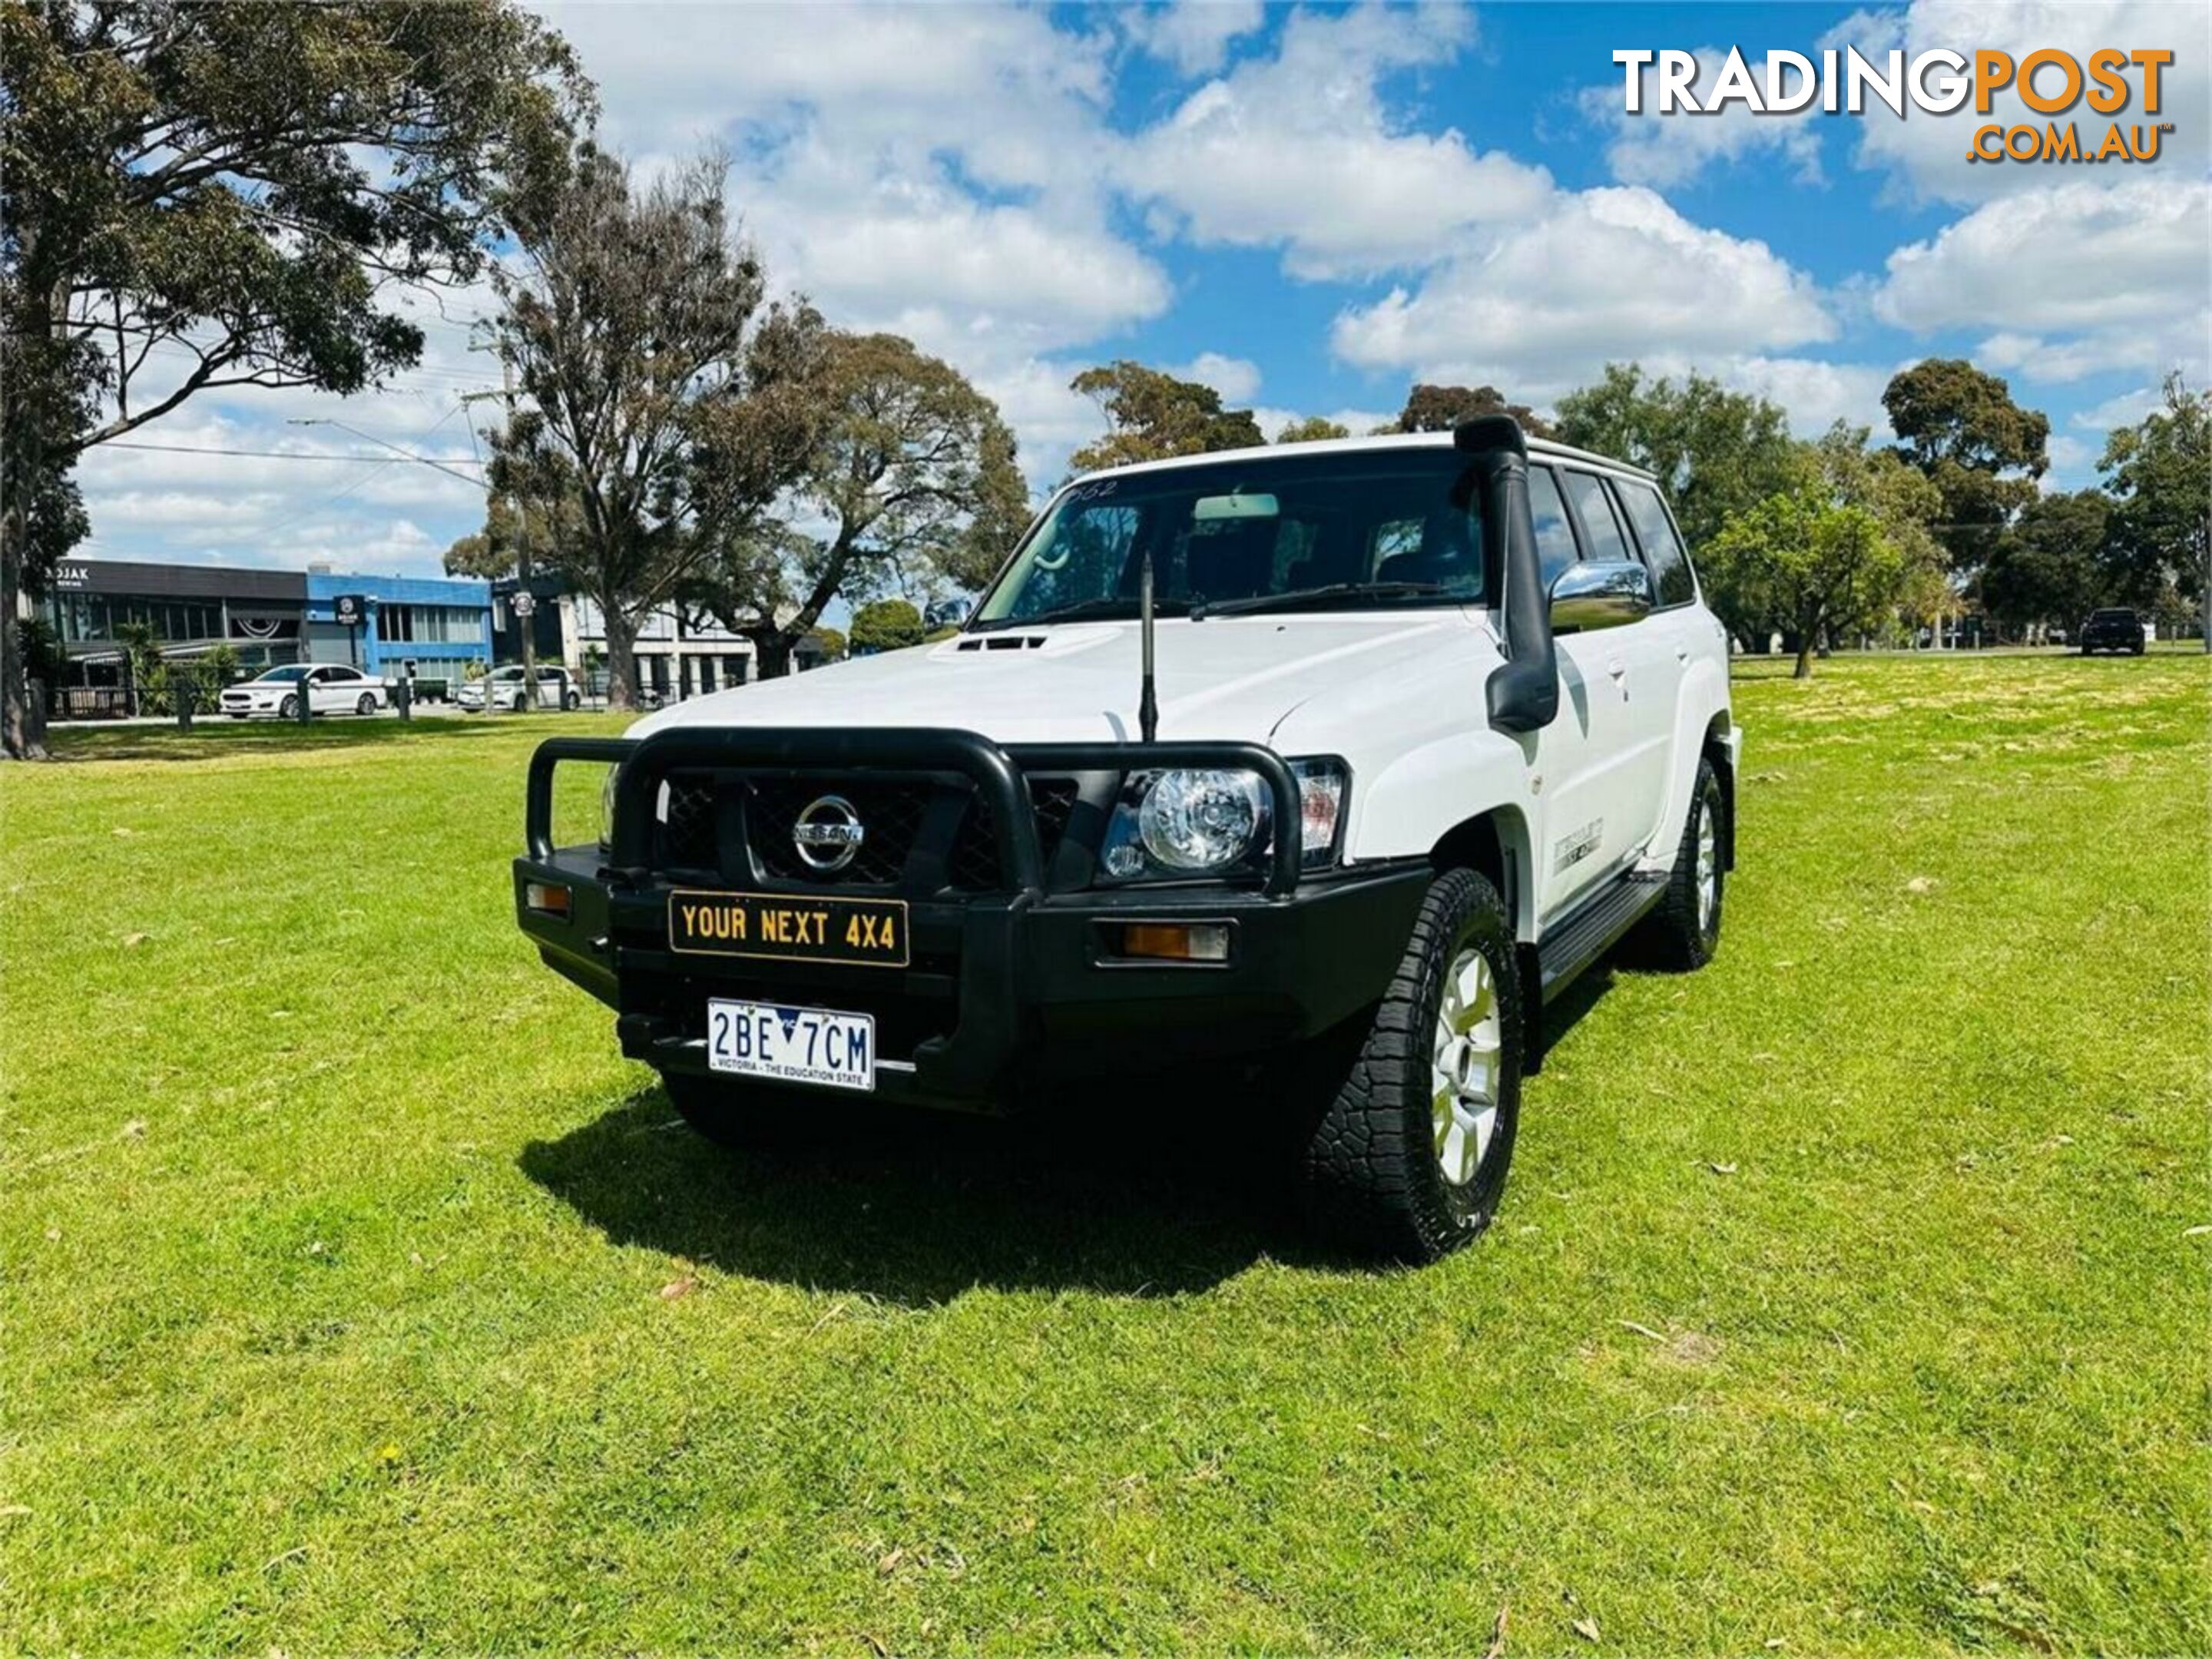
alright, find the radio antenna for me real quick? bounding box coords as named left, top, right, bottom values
left=1137, top=544, right=1159, bottom=743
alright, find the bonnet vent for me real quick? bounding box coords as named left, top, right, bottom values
left=954, top=635, right=1048, bottom=652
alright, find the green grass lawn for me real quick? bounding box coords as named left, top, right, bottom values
left=3, top=657, right=2206, bottom=1654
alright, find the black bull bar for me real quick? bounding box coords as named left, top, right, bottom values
left=523, top=725, right=1308, bottom=895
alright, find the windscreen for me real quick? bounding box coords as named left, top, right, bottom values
left=257, top=666, right=310, bottom=683
left=975, top=448, right=1485, bottom=627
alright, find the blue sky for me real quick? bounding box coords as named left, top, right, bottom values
left=75, top=0, right=2211, bottom=588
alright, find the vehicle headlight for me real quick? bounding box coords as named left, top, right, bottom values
left=1138, top=767, right=1270, bottom=873
left=1099, top=759, right=1347, bottom=881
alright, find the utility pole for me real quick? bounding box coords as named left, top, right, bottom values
left=455, top=393, right=495, bottom=717
left=465, top=344, right=537, bottom=700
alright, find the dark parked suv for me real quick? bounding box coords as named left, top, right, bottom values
left=2078, top=608, right=2146, bottom=656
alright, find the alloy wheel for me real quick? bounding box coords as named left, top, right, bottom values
left=1432, top=945, right=1505, bottom=1187
left=1696, top=797, right=1720, bottom=937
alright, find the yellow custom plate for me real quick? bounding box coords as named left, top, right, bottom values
left=667, top=888, right=909, bottom=968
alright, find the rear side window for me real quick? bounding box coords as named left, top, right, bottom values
left=1528, top=467, right=1580, bottom=590
left=1614, top=478, right=1697, bottom=607
left=1559, top=469, right=1631, bottom=564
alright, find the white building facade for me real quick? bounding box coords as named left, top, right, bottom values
left=562, top=595, right=757, bottom=700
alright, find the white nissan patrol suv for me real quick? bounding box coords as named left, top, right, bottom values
left=515, top=417, right=1739, bottom=1262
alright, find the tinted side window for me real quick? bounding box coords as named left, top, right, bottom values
left=1559, top=469, right=1631, bottom=563
left=1614, top=478, right=1696, bottom=606
left=1528, top=467, right=1580, bottom=590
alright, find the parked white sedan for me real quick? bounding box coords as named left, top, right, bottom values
left=220, top=664, right=389, bottom=719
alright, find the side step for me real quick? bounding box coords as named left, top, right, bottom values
left=1535, top=870, right=1669, bottom=1005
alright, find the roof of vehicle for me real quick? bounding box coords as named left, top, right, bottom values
left=1065, top=429, right=1659, bottom=488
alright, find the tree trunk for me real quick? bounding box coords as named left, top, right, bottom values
left=750, top=628, right=793, bottom=680
left=1793, top=611, right=1818, bottom=679
left=602, top=601, right=639, bottom=711
left=1, top=509, right=49, bottom=760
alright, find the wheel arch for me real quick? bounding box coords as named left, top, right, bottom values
left=1701, top=708, right=1737, bottom=871
left=1428, top=805, right=1536, bottom=943
left=1648, top=657, right=1732, bottom=873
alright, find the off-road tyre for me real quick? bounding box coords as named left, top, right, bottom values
left=1636, top=757, right=1726, bottom=970
left=1298, top=866, right=1522, bottom=1264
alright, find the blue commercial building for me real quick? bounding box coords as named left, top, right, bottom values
left=304, top=570, right=492, bottom=677
left=41, top=558, right=493, bottom=707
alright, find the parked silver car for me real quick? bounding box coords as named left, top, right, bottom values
left=459, top=664, right=582, bottom=712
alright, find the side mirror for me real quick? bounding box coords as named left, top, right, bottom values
left=1549, top=561, right=1653, bottom=635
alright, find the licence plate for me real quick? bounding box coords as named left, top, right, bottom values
left=667, top=888, right=908, bottom=967
left=707, top=998, right=875, bottom=1092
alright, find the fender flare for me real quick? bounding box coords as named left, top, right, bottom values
left=1353, top=729, right=1539, bottom=941
left=1645, top=657, right=1733, bottom=870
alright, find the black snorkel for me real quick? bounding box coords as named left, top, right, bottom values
left=1456, top=414, right=1558, bottom=735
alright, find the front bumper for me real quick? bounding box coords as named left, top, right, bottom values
left=515, top=729, right=1429, bottom=1111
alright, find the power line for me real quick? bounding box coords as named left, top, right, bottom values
left=101, top=439, right=484, bottom=465
left=244, top=403, right=473, bottom=548
left=113, top=333, right=503, bottom=397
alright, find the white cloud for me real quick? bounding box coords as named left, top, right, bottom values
left=1330, top=187, right=1835, bottom=400
left=1826, top=1, right=2210, bottom=205
left=1716, top=356, right=1899, bottom=436
left=1876, top=179, right=2210, bottom=386
left=528, top=2, right=1168, bottom=496
left=1973, top=330, right=2119, bottom=385
left=539, top=2, right=1114, bottom=195
left=1581, top=48, right=1827, bottom=188
left=1171, top=352, right=1263, bottom=403
left=757, top=149, right=1172, bottom=351
left=1878, top=179, right=2207, bottom=334
left=2043, top=432, right=2094, bottom=481
left=1122, top=0, right=1264, bottom=77
left=108, top=3, right=2179, bottom=577
left=2069, top=383, right=2165, bottom=432
left=1117, top=4, right=1553, bottom=280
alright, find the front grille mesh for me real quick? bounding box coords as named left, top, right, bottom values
left=949, top=778, right=1080, bottom=890
left=651, top=770, right=1081, bottom=891
left=748, top=778, right=927, bottom=886
left=658, top=776, right=717, bottom=868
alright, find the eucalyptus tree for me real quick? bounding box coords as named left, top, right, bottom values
left=1066, top=360, right=1263, bottom=474
left=0, top=0, right=584, bottom=756
left=481, top=146, right=827, bottom=707
left=2099, top=372, right=2210, bottom=643
left=694, top=331, right=1027, bottom=678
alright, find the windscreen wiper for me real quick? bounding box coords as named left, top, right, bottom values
left=975, top=594, right=1191, bottom=631
left=1190, top=580, right=1447, bottom=620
